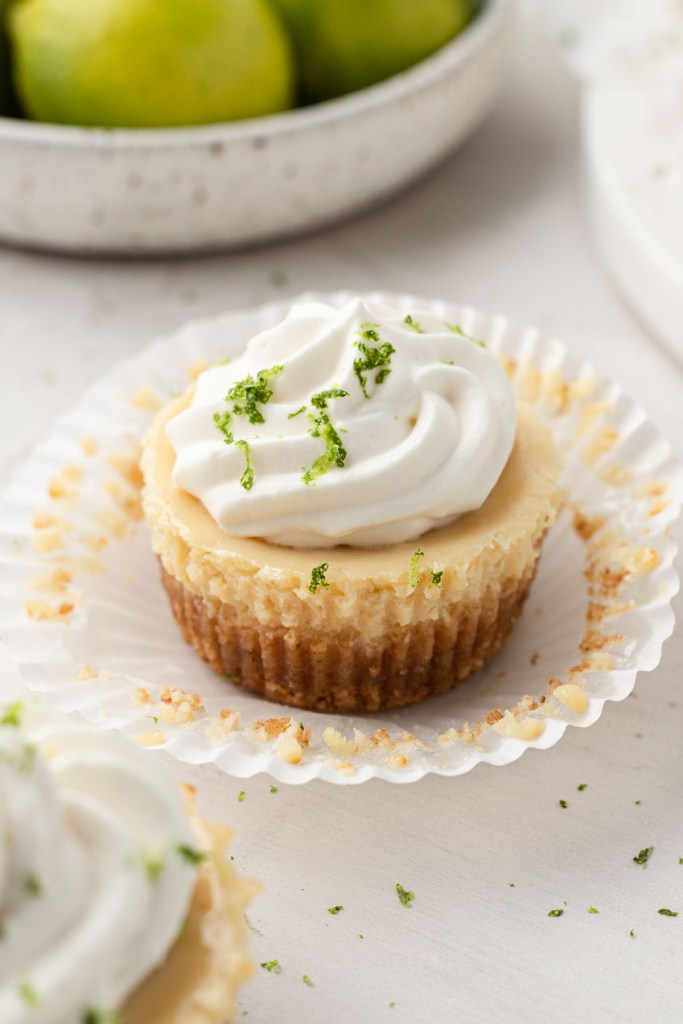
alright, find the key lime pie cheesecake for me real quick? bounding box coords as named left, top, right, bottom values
left=0, top=702, right=255, bottom=1024
left=142, top=297, right=561, bottom=712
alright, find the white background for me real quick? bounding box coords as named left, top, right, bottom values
left=1, top=7, right=682, bottom=1023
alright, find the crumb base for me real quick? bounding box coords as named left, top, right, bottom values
left=160, top=560, right=540, bottom=713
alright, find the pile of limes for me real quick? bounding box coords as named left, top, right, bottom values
left=0, top=0, right=476, bottom=128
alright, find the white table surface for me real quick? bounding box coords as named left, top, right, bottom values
left=2, top=6, right=682, bottom=1023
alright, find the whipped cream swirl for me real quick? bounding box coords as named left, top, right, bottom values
left=0, top=705, right=199, bottom=1024
left=168, top=298, right=517, bottom=548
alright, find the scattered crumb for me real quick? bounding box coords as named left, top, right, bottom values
left=250, top=717, right=294, bottom=742
left=131, top=385, right=162, bottom=412
left=94, top=508, right=131, bottom=540
left=499, top=355, right=517, bottom=378
left=572, top=510, right=606, bottom=542
left=492, top=711, right=544, bottom=741
left=33, top=510, right=72, bottom=531
left=323, top=726, right=372, bottom=758
left=48, top=476, right=77, bottom=504
left=599, top=463, right=633, bottom=488
left=106, top=450, right=144, bottom=491
left=273, top=720, right=311, bottom=765
left=134, top=729, right=165, bottom=746
left=24, top=598, right=74, bottom=621
left=160, top=685, right=205, bottom=713
left=32, top=527, right=66, bottom=553
left=31, top=567, right=73, bottom=593
left=530, top=650, right=541, bottom=666
left=80, top=532, right=109, bottom=552
left=385, top=753, right=409, bottom=768
left=76, top=664, right=99, bottom=682
left=250, top=717, right=310, bottom=764
left=579, top=630, right=624, bottom=654
left=205, top=709, right=241, bottom=743
left=131, top=687, right=152, bottom=706
left=80, top=436, right=99, bottom=457
left=156, top=685, right=205, bottom=723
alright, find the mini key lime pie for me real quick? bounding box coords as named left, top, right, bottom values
left=142, top=298, right=561, bottom=712
left=0, top=702, right=255, bottom=1024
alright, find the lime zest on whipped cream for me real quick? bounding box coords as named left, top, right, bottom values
left=213, top=364, right=283, bottom=489
left=309, top=563, right=330, bottom=594
left=142, top=851, right=166, bottom=884
left=302, top=390, right=348, bottom=486
left=403, top=314, right=425, bottom=334
left=234, top=440, right=254, bottom=491
left=445, top=323, right=486, bottom=348
left=260, top=960, right=281, bottom=973
left=0, top=701, right=24, bottom=727
left=409, top=549, right=424, bottom=588
left=430, top=570, right=443, bottom=588
left=81, top=1007, right=121, bottom=1024
left=23, top=873, right=42, bottom=898
left=353, top=323, right=396, bottom=398
left=658, top=908, right=679, bottom=917
left=0, top=741, right=37, bottom=775
left=175, top=844, right=208, bottom=867
left=633, top=846, right=654, bottom=867
left=18, top=981, right=40, bottom=1007
left=226, top=365, right=283, bottom=425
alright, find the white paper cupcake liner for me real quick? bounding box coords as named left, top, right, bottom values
left=0, top=291, right=680, bottom=784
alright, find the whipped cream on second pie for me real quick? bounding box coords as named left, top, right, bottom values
left=0, top=707, right=200, bottom=1024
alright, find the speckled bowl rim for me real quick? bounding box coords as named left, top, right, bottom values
left=0, top=0, right=511, bottom=147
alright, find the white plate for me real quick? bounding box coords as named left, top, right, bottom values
left=0, top=0, right=513, bottom=255
left=0, top=291, right=681, bottom=784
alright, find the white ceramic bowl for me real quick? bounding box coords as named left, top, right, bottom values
left=0, top=0, right=514, bottom=255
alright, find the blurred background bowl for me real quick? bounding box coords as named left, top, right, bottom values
left=0, top=0, right=514, bottom=256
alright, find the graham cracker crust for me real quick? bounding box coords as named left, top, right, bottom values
left=160, top=561, right=538, bottom=713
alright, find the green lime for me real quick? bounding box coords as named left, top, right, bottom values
left=271, top=0, right=477, bottom=105
left=10, top=0, right=295, bottom=127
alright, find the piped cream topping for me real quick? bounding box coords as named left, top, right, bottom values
left=166, top=298, right=517, bottom=548
left=0, top=705, right=199, bottom=1024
